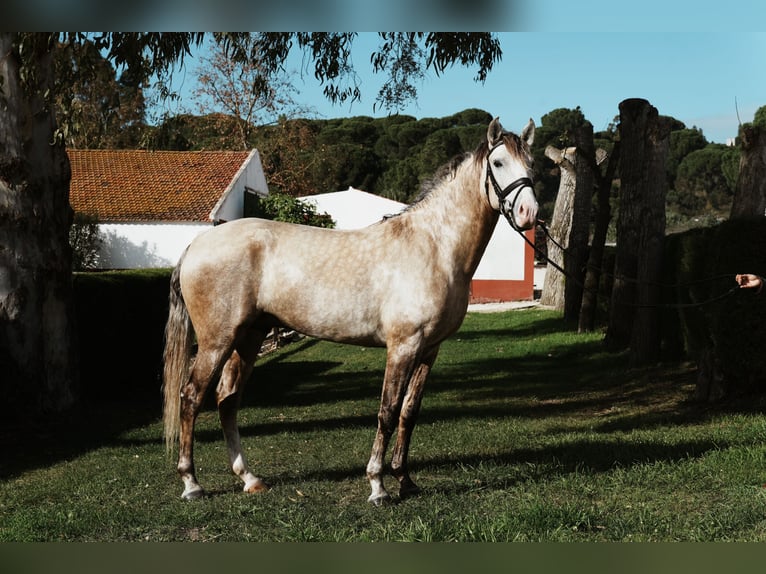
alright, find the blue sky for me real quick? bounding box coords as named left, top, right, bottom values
left=163, top=30, right=766, bottom=145
left=292, top=32, right=766, bottom=144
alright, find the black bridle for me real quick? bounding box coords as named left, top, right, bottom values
left=484, top=141, right=535, bottom=232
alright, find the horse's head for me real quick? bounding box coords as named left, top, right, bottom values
left=484, top=117, right=538, bottom=231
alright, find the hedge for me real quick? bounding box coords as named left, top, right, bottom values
left=661, top=218, right=766, bottom=399
left=74, top=268, right=172, bottom=402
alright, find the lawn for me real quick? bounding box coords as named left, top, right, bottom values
left=2, top=308, right=766, bottom=542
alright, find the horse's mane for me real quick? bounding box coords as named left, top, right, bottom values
left=409, top=151, right=473, bottom=208
left=382, top=130, right=529, bottom=221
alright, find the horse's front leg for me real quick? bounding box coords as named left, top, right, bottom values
left=366, top=339, right=420, bottom=505
left=390, top=345, right=439, bottom=499
left=216, top=332, right=269, bottom=494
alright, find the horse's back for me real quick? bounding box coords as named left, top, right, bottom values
left=180, top=218, right=389, bottom=344
left=180, top=216, right=469, bottom=347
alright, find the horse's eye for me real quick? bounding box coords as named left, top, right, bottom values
left=493, top=160, right=503, bottom=168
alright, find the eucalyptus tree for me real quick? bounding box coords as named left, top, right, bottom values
left=0, top=32, right=502, bottom=415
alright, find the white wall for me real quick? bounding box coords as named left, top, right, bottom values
left=210, top=150, right=269, bottom=222
left=473, top=222, right=527, bottom=281
left=97, top=222, right=210, bottom=269
left=299, top=188, right=406, bottom=229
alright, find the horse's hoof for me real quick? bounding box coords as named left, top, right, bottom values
left=399, top=484, right=422, bottom=499
left=181, top=487, right=206, bottom=500
left=367, top=492, right=392, bottom=506
left=244, top=478, right=270, bottom=494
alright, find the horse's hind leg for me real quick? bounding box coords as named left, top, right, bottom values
left=390, top=345, right=440, bottom=499
left=178, top=346, right=230, bottom=500
left=216, top=328, right=268, bottom=494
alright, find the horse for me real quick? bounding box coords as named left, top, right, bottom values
left=162, top=117, right=537, bottom=504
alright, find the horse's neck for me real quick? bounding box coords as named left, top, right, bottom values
left=407, top=162, right=499, bottom=277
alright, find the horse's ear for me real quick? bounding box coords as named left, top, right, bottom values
left=521, top=118, right=535, bottom=147
left=487, top=117, right=504, bottom=147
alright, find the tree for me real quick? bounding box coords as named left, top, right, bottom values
left=539, top=122, right=596, bottom=322
left=252, top=118, right=332, bottom=197
left=191, top=37, right=304, bottom=150
left=53, top=38, right=148, bottom=149
left=69, top=213, right=103, bottom=270
left=578, top=141, right=620, bottom=333
left=0, top=32, right=503, bottom=416
left=673, top=145, right=736, bottom=215
left=0, top=34, right=79, bottom=415
left=532, top=107, right=588, bottom=218
left=730, top=116, right=766, bottom=219
left=667, top=127, right=707, bottom=189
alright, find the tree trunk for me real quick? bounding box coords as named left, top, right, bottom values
left=606, top=98, right=670, bottom=362
left=564, top=123, right=595, bottom=322
left=730, top=123, right=766, bottom=219
left=0, top=33, right=78, bottom=416
left=578, top=143, right=620, bottom=333
left=629, top=113, right=671, bottom=364
left=539, top=146, right=576, bottom=311
left=540, top=123, right=594, bottom=322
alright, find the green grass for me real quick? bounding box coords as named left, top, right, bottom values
left=2, top=308, right=766, bottom=541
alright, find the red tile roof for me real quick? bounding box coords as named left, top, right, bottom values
left=68, top=149, right=252, bottom=223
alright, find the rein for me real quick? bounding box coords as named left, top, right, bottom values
left=482, top=141, right=739, bottom=309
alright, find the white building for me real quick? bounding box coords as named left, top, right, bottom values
left=69, top=149, right=268, bottom=268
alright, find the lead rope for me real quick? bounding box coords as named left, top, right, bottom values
left=517, top=220, right=740, bottom=310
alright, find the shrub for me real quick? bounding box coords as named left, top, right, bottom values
left=248, top=191, right=335, bottom=228
left=69, top=213, right=103, bottom=270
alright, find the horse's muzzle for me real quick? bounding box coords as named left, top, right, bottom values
left=509, top=189, right=538, bottom=231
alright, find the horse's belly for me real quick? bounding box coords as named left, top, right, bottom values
left=257, top=257, right=387, bottom=346
left=262, top=295, right=385, bottom=346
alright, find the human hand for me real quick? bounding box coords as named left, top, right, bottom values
left=736, top=274, right=763, bottom=291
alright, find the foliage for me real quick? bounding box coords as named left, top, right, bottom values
left=68, top=213, right=102, bottom=270
left=667, top=128, right=708, bottom=187
left=670, top=144, right=738, bottom=215
left=254, top=191, right=335, bottom=228
left=53, top=37, right=148, bottom=149
left=536, top=106, right=588, bottom=150
left=250, top=118, right=335, bottom=197
left=531, top=107, right=591, bottom=218
left=191, top=37, right=305, bottom=150
left=148, top=112, right=244, bottom=150
left=209, top=33, right=500, bottom=114
left=5, top=308, right=766, bottom=541
left=753, top=105, right=766, bottom=128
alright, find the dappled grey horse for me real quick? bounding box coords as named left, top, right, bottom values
left=162, top=117, right=537, bottom=504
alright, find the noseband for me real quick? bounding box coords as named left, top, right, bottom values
left=485, top=141, right=535, bottom=231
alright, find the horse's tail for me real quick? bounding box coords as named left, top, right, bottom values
left=162, top=251, right=194, bottom=454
